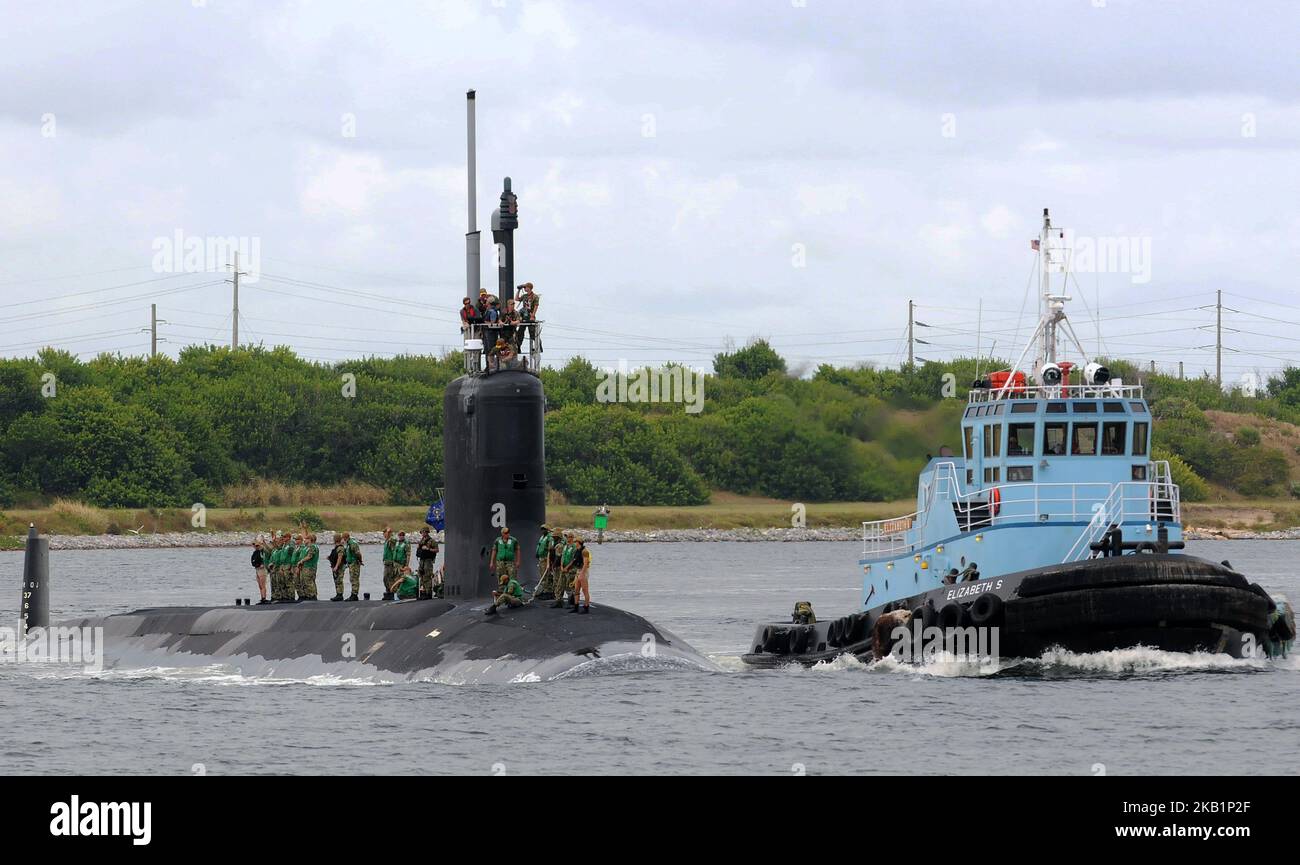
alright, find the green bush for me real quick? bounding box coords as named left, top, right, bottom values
left=287, top=508, right=326, bottom=531
left=1154, top=447, right=1209, bottom=502
left=1235, top=426, right=1261, bottom=447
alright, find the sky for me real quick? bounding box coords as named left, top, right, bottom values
left=2, top=0, right=1299, bottom=385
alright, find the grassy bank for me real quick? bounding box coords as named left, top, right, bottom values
left=1, top=495, right=907, bottom=537
left=4, top=493, right=1300, bottom=537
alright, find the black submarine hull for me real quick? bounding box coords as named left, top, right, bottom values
left=742, top=554, right=1289, bottom=668
left=65, top=597, right=714, bottom=683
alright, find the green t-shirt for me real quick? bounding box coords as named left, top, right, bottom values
left=345, top=540, right=361, bottom=564
left=271, top=546, right=284, bottom=566
left=494, top=537, right=518, bottom=562
left=535, top=535, right=553, bottom=558
left=501, top=578, right=524, bottom=599
left=382, top=538, right=396, bottom=562
left=299, top=544, right=319, bottom=569
left=561, top=542, right=577, bottom=567
left=394, top=540, right=409, bottom=564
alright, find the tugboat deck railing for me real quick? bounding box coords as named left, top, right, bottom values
left=862, top=461, right=1180, bottom=559
left=968, top=383, right=1144, bottom=402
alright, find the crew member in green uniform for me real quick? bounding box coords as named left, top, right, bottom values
left=296, top=533, right=320, bottom=601
left=394, top=531, right=411, bottom=596
left=416, top=527, right=439, bottom=599
left=488, top=526, right=519, bottom=589
left=533, top=524, right=556, bottom=600
left=341, top=531, right=362, bottom=601
left=381, top=527, right=397, bottom=600
left=485, top=575, right=526, bottom=615
left=551, top=531, right=578, bottom=608
left=286, top=533, right=303, bottom=602
left=269, top=533, right=286, bottom=602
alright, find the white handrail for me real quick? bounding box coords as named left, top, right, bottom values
left=862, top=460, right=1182, bottom=559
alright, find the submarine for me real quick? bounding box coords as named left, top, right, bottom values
left=22, top=91, right=712, bottom=684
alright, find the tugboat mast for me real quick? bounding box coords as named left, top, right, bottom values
left=1035, top=207, right=1071, bottom=374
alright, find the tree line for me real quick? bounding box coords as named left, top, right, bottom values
left=0, top=342, right=1292, bottom=509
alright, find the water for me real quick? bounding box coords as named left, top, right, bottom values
left=0, top=541, right=1296, bottom=775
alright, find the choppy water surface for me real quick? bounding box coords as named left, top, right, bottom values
left=0, top=540, right=1295, bottom=775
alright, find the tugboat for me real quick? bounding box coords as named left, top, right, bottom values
left=743, top=209, right=1296, bottom=668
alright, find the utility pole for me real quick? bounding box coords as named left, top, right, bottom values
left=227, top=252, right=246, bottom=349
left=141, top=305, right=166, bottom=358
left=907, top=299, right=914, bottom=367
left=1179, top=361, right=1184, bottom=380
left=1215, top=288, right=1222, bottom=388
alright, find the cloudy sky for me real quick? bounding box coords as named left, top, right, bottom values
left=3, top=0, right=1299, bottom=384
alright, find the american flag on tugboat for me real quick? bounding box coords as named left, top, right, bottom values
left=1030, top=238, right=1040, bottom=251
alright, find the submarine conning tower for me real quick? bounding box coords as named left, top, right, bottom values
left=443, top=91, right=547, bottom=602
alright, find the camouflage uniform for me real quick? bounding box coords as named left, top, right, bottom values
left=554, top=541, right=578, bottom=604
left=331, top=543, right=347, bottom=597
left=269, top=544, right=285, bottom=601
left=534, top=531, right=556, bottom=597
left=344, top=539, right=362, bottom=597
left=382, top=537, right=397, bottom=594
left=492, top=534, right=519, bottom=587
left=297, top=542, right=320, bottom=600
left=416, top=533, right=439, bottom=597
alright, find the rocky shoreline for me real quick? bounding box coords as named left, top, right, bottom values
left=4, top=525, right=1298, bottom=551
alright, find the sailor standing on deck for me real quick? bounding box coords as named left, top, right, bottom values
left=268, top=533, right=284, bottom=602
left=341, top=532, right=362, bottom=602
left=488, top=526, right=519, bottom=589
left=328, top=535, right=346, bottom=601
left=381, top=527, right=397, bottom=600
left=533, top=524, right=556, bottom=600
left=394, top=531, right=411, bottom=597
left=570, top=537, right=591, bottom=614
left=296, top=533, right=320, bottom=601
left=551, top=531, right=578, bottom=608
left=287, top=533, right=303, bottom=602
left=251, top=537, right=269, bottom=604
left=416, top=526, right=439, bottom=600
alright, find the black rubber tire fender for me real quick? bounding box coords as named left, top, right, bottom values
left=1017, top=555, right=1249, bottom=599
left=968, top=592, right=1004, bottom=627
left=937, top=602, right=967, bottom=630
left=1006, top=584, right=1270, bottom=635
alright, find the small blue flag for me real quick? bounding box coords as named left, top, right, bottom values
left=426, top=499, right=446, bottom=531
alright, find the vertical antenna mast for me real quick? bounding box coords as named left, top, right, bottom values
left=465, top=90, right=480, bottom=301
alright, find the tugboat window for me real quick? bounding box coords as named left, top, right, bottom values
left=1130, top=402, right=1147, bottom=413
left=1071, top=401, right=1098, bottom=413
left=1007, top=423, right=1035, bottom=456
left=1103, top=402, right=1126, bottom=413
left=1101, top=422, right=1126, bottom=455
left=1133, top=421, right=1149, bottom=456
left=1011, top=402, right=1038, bottom=414
left=1043, top=422, right=1067, bottom=455
left=1046, top=402, right=1067, bottom=413
left=1007, top=465, right=1034, bottom=482
left=1071, top=423, right=1099, bottom=455
left=993, top=404, right=1006, bottom=416
left=963, top=426, right=974, bottom=460
left=983, top=424, right=1002, bottom=458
